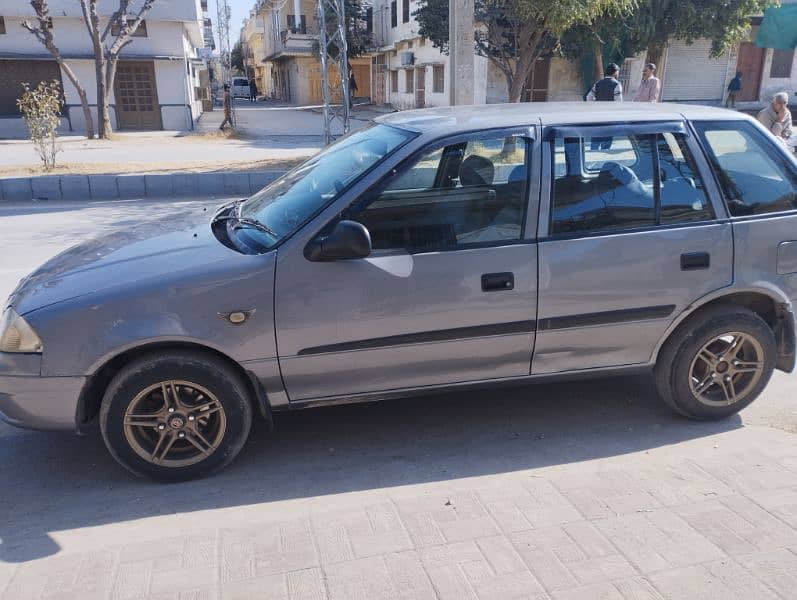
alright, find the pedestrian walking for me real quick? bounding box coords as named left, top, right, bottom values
left=758, top=92, right=793, bottom=143
left=219, top=83, right=233, bottom=131
left=726, top=72, right=743, bottom=108
left=348, top=69, right=358, bottom=109
left=249, top=78, right=258, bottom=103
left=586, top=63, right=623, bottom=102
left=633, top=63, right=661, bottom=102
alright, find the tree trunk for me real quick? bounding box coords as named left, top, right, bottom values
left=95, top=59, right=112, bottom=139
left=76, top=85, right=95, bottom=140
left=507, top=52, right=535, bottom=103
left=59, top=62, right=94, bottom=139
left=508, top=74, right=524, bottom=103
left=592, top=39, right=604, bottom=83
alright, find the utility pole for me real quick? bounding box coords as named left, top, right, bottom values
left=317, top=0, right=350, bottom=145
left=448, top=0, right=474, bottom=106
left=215, top=0, right=236, bottom=126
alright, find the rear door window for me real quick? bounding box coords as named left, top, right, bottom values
left=694, top=120, right=797, bottom=217
left=550, top=131, right=713, bottom=236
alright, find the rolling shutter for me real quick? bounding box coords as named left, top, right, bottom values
left=662, top=39, right=731, bottom=102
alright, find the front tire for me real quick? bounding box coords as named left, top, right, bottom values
left=655, top=306, right=776, bottom=420
left=100, top=351, right=253, bottom=481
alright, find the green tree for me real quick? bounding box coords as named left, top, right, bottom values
left=414, top=0, right=633, bottom=102
left=231, top=40, right=245, bottom=74
left=633, top=0, right=774, bottom=66
left=317, top=0, right=373, bottom=60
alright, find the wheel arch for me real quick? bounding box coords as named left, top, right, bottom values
left=76, top=341, right=273, bottom=432
left=651, top=287, right=795, bottom=373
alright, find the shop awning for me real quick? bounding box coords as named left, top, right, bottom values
left=756, top=5, right=797, bottom=49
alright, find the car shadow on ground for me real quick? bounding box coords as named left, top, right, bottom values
left=0, top=374, right=742, bottom=563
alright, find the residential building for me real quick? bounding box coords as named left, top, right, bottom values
left=371, top=0, right=464, bottom=108
left=0, top=0, right=207, bottom=135
left=241, top=8, right=268, bottom=97
left=255, top=0, right=372, bottom=105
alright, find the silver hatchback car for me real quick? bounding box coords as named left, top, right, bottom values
left=2, top=103, right=796, bottom=480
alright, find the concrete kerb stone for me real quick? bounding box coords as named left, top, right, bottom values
left=30, top=176, right=62, bottom=201
left=88, top=175, right=119, bottom=200
left=195, top=173, right=225, bottom=196
left=144, top=174, right=174, bottom=198
left=117, top=174, right=146, bottom=199
left=249, top=171, right=280, bottom=193
left=1, top=170, right=286, bottom=202
left=1, top=178, right=32, bottom=202
left=171, top=173, right=199, bottom=196
left=223, top=173, right=251, bottom=196
left=60, top=176, right=91, bottom=200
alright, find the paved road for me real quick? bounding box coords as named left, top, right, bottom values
left=2, top=200, right=797, bottom=599
left=196, top=99, right=383, bottom=138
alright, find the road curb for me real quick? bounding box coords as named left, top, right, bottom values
left=0, top=170, right=285, bottom=202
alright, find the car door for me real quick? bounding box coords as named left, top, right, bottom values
left=274, top=128, right=540, bottom=402
left=533, top=121, right=733, bottom=374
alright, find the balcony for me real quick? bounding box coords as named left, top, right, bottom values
left=265, top=25, right=319, bottom=59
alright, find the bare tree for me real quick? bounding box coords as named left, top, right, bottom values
left=79, top=0, right=156, bottom=139
left=22, top=0, right=95, bottom=139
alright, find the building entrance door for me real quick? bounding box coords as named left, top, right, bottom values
left=415, top=66, right=425, bottom=108
left=114, top=61, right=162, bottom=130
left=735, top=41, right=765, bottom=102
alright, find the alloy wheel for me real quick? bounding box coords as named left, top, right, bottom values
left=689, top=332, right=765, bottom=407
left=123, top=380, right=227, bottom=468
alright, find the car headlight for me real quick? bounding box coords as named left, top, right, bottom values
left=0, top=308, right=43, bottom=353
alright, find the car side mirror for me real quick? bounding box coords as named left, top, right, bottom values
left=304, top=220, right=372, bottom=261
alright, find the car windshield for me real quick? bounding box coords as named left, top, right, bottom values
left=237, top=123, right=414, bottom=249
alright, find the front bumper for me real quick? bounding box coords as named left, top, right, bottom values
left=0, top=353, right=84, bottom=431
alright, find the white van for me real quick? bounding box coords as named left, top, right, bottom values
left=232, top=77, right=250, bottom=99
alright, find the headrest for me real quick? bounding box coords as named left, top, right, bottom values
left=459, top=155, right=495, bottom=186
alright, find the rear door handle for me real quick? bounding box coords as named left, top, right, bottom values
left=681, top=252, right=710, bottom=271
left=482, top=272, right=514, bottom=292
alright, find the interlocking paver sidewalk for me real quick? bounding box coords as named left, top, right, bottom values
left=3, top=424, right=797, bottom=599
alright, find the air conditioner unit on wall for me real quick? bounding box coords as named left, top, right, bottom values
left=400, top=51, right=415, bottom=66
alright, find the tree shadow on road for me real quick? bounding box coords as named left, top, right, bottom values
left=0, top=374, right=742, bottom=562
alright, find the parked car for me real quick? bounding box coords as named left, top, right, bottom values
left=2, top=103, right=796, bottom=480
left=231, top=77, right=250, bottom=99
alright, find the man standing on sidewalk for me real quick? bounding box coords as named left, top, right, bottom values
left=586, top=63, right=622, bottom=150
left=586, top=63, right=623, bottom=102
left=633, top=63, right=661, bottom=102
left=219, top=84, right=234, bottom=131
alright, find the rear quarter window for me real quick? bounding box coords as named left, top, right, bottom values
left=694, top=120, right=797, bottom=217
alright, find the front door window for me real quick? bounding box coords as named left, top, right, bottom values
left=347, top=135, right=530, bottom=251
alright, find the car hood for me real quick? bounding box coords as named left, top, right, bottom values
left=6, top=210, right=241, bottom=315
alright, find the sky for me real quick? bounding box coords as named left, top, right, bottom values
left=210, top=0, right=252, bottom=47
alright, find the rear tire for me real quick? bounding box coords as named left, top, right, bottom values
left=99, top=350, right=253, bottom=482
left=655, top=306, right=776, bottom=420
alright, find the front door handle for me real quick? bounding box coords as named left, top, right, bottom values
left=482, top=272, right=514, bottom=292
left=681, top=252, right=710, bottom=271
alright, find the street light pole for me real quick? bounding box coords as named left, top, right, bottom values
left=448, top=0, right=474, bottom=106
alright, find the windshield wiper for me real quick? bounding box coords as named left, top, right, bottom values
left=212, top=201, right=278, bottom=238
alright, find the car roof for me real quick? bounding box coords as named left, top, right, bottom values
left=374, top=102, right=757, bottom=136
